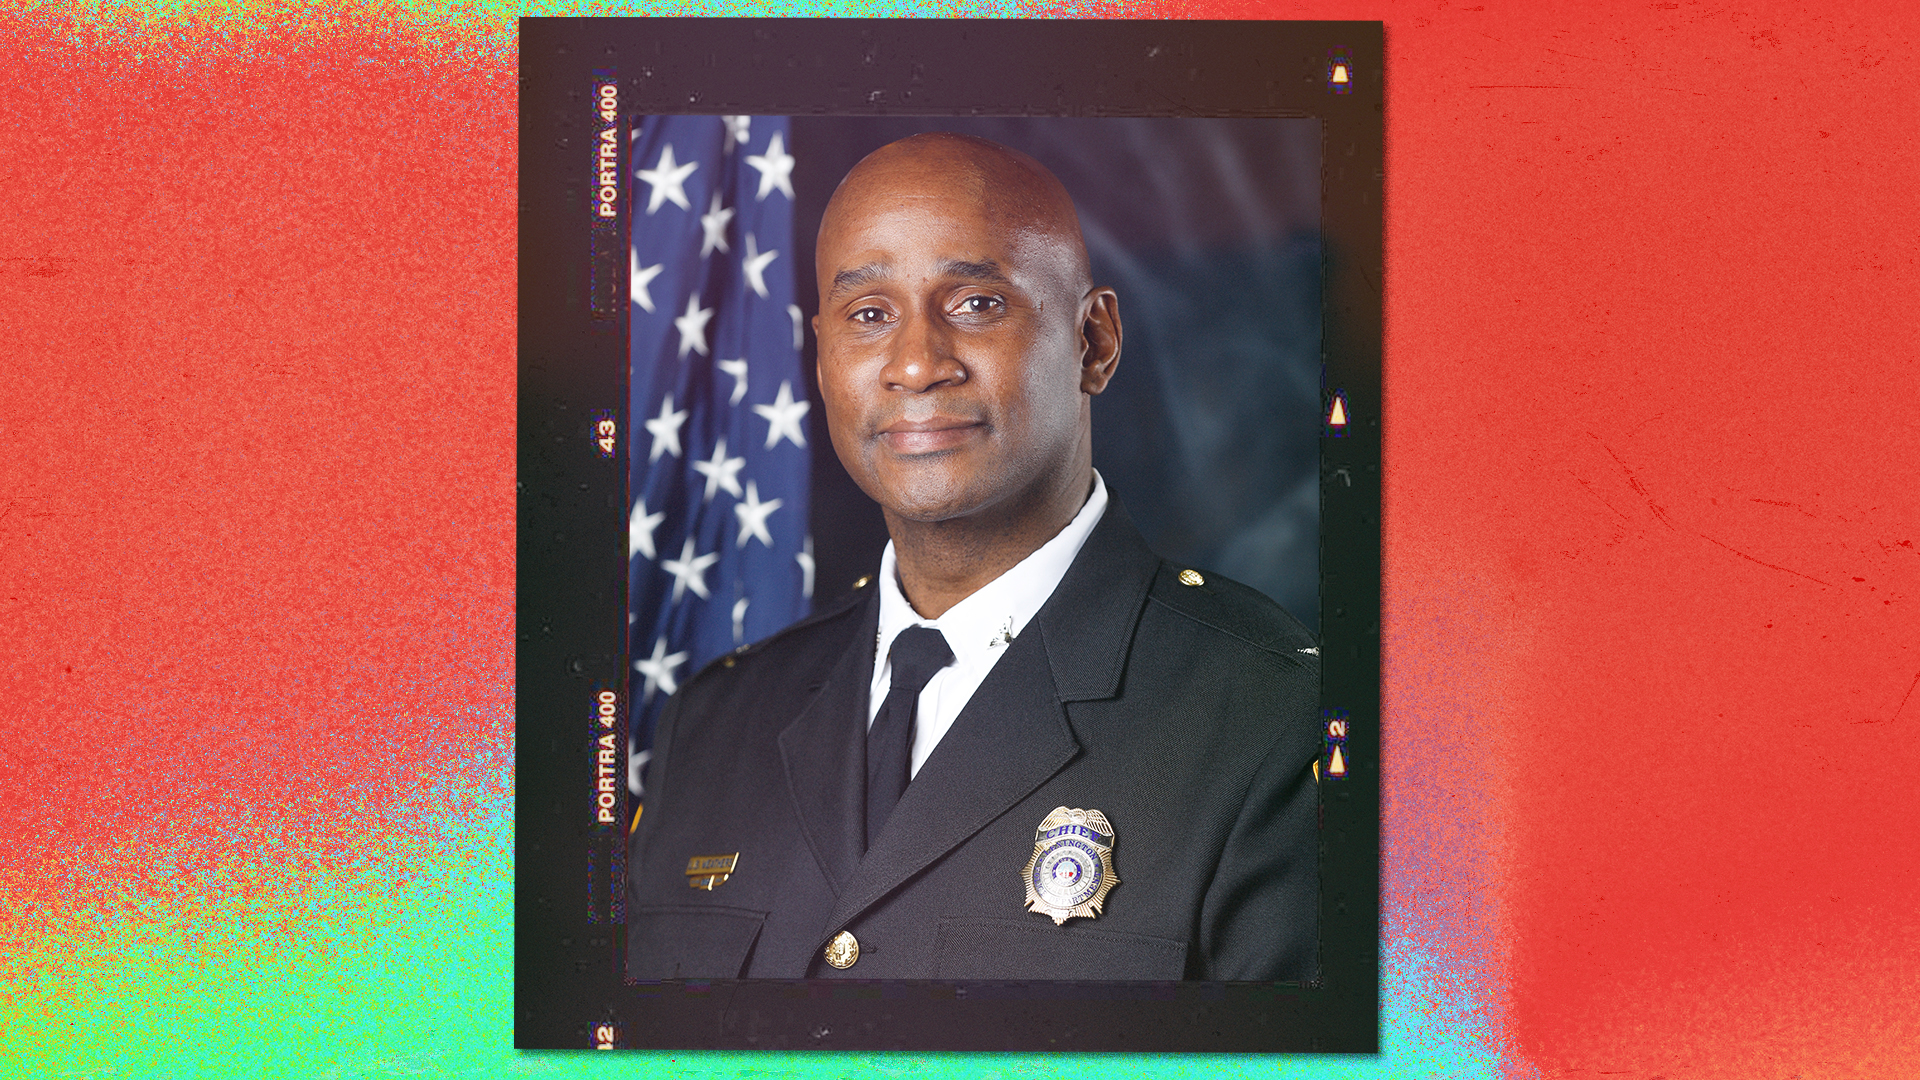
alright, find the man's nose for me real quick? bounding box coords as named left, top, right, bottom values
left=881, top=313, right=967, bottom=392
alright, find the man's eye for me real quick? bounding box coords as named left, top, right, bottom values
left=955, top=295, right=1002, bottom=314
left=851, top=307, right=888, bottom=324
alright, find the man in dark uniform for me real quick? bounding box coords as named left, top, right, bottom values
left=626, top=132, right=1320, bottom=981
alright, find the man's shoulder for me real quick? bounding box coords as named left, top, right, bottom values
left=1129, top=560, right=1321, bottom=766
left=677, top=577, right=876, bottom=698
left=1141, top=560, right=1318, bottom=670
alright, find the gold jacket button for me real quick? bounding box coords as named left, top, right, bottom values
left=823, top=930, right=860, bottom=969
left=1178, top=568, right=1205, bottom=587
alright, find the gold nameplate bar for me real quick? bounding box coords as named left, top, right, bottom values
left=684, top=852, right=739, bottom=890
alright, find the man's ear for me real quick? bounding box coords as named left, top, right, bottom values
left=1079, top=287, right=1122, bottom=395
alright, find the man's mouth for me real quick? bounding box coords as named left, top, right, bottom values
left=876, top=415, right=983, bottom=455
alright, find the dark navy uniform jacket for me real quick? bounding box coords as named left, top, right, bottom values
left=626, top=499, right=1320, bottom=981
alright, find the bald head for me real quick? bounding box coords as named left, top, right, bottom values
left=818, top=133, right=1092, bottom=304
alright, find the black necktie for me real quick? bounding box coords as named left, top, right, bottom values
left=866, top=625, right=953, bottom=850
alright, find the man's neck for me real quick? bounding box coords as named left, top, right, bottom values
left=886, top=466, right=1094, bottom=620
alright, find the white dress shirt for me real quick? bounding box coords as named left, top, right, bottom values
left=869, top=471, right=1110, bottom=778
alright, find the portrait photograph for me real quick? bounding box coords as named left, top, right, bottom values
left=517, top=18, right=1381, bottom=1052
left=624, top=112, right=1324, bottom=982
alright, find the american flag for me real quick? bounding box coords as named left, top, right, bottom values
left=628, top=114, right=812, bottom=801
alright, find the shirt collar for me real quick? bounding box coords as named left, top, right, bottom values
left=876, top=471, right=1110, bottom=665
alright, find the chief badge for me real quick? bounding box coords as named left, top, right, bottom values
left=1023, top=807, right=1119, bottom=925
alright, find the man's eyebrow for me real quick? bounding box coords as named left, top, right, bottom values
left=826, top=258, right=1014, bottom=302
left=937, top=258, right=1012, bottom=286
left=827, top=262, right=890, bottom=302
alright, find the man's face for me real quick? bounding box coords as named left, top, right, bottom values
left=814, top=160, right=1103, bottom=526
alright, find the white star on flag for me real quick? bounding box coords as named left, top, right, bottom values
left=637, top=143, right=698, bottom=214
left=675, top=292, right=714, bottom=357
left=734, top=479, right=783, bottom=548
left=691, top=437, right=746, bottom=502
left=717, top=358, right=750, bottom=405
left=787, top=304, right=804, bottom=349
left=661, top=537, right=720, bottom=603
left=630, top=253, right=663, bottom=314
left=634, top=638, right=689, bottom=703
left=699, top=191, right=734, bottom=258
left=742, top=233, right=779, bottom=300
left=754, top=380, right=810, bottom=449
left=645, top=393, right=688, bottom=461
left=630, top=496, right=666, bottom=560
left=731, top=597, right=749, bottom=644
left=746, top=131, right=795, bottom=202
left=797, top=535, right=815, bottom=600
left=722, top=115, right=751, bottom=154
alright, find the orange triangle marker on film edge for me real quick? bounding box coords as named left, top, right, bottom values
left=1327, top=745, right=1347, bottom=778
left=1328, top=395, right=1348, bottom=427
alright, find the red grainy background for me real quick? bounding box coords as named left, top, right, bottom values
left=4, top=2, right=1917, bottom=1075
left=0, top=24, right=517, bottom=877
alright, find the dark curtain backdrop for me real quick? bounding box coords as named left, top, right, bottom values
left=792, top=117, right=1322, bottom=630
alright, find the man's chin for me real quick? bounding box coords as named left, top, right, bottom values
left=872, top=475, right=991, bottom=527
left=879, top=494, right=985, bottom=527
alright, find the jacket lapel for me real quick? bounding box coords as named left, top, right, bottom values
left=1034, top=495, right=1161, bottom=703
left=777, top=590, right=879, bottom=900
left=817, top=497, right=1163, bottom=941
left=822, top=621, right=1076, bottom=937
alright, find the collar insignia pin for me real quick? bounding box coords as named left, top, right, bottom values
left=1023, top=807, right=1118, bottom=925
